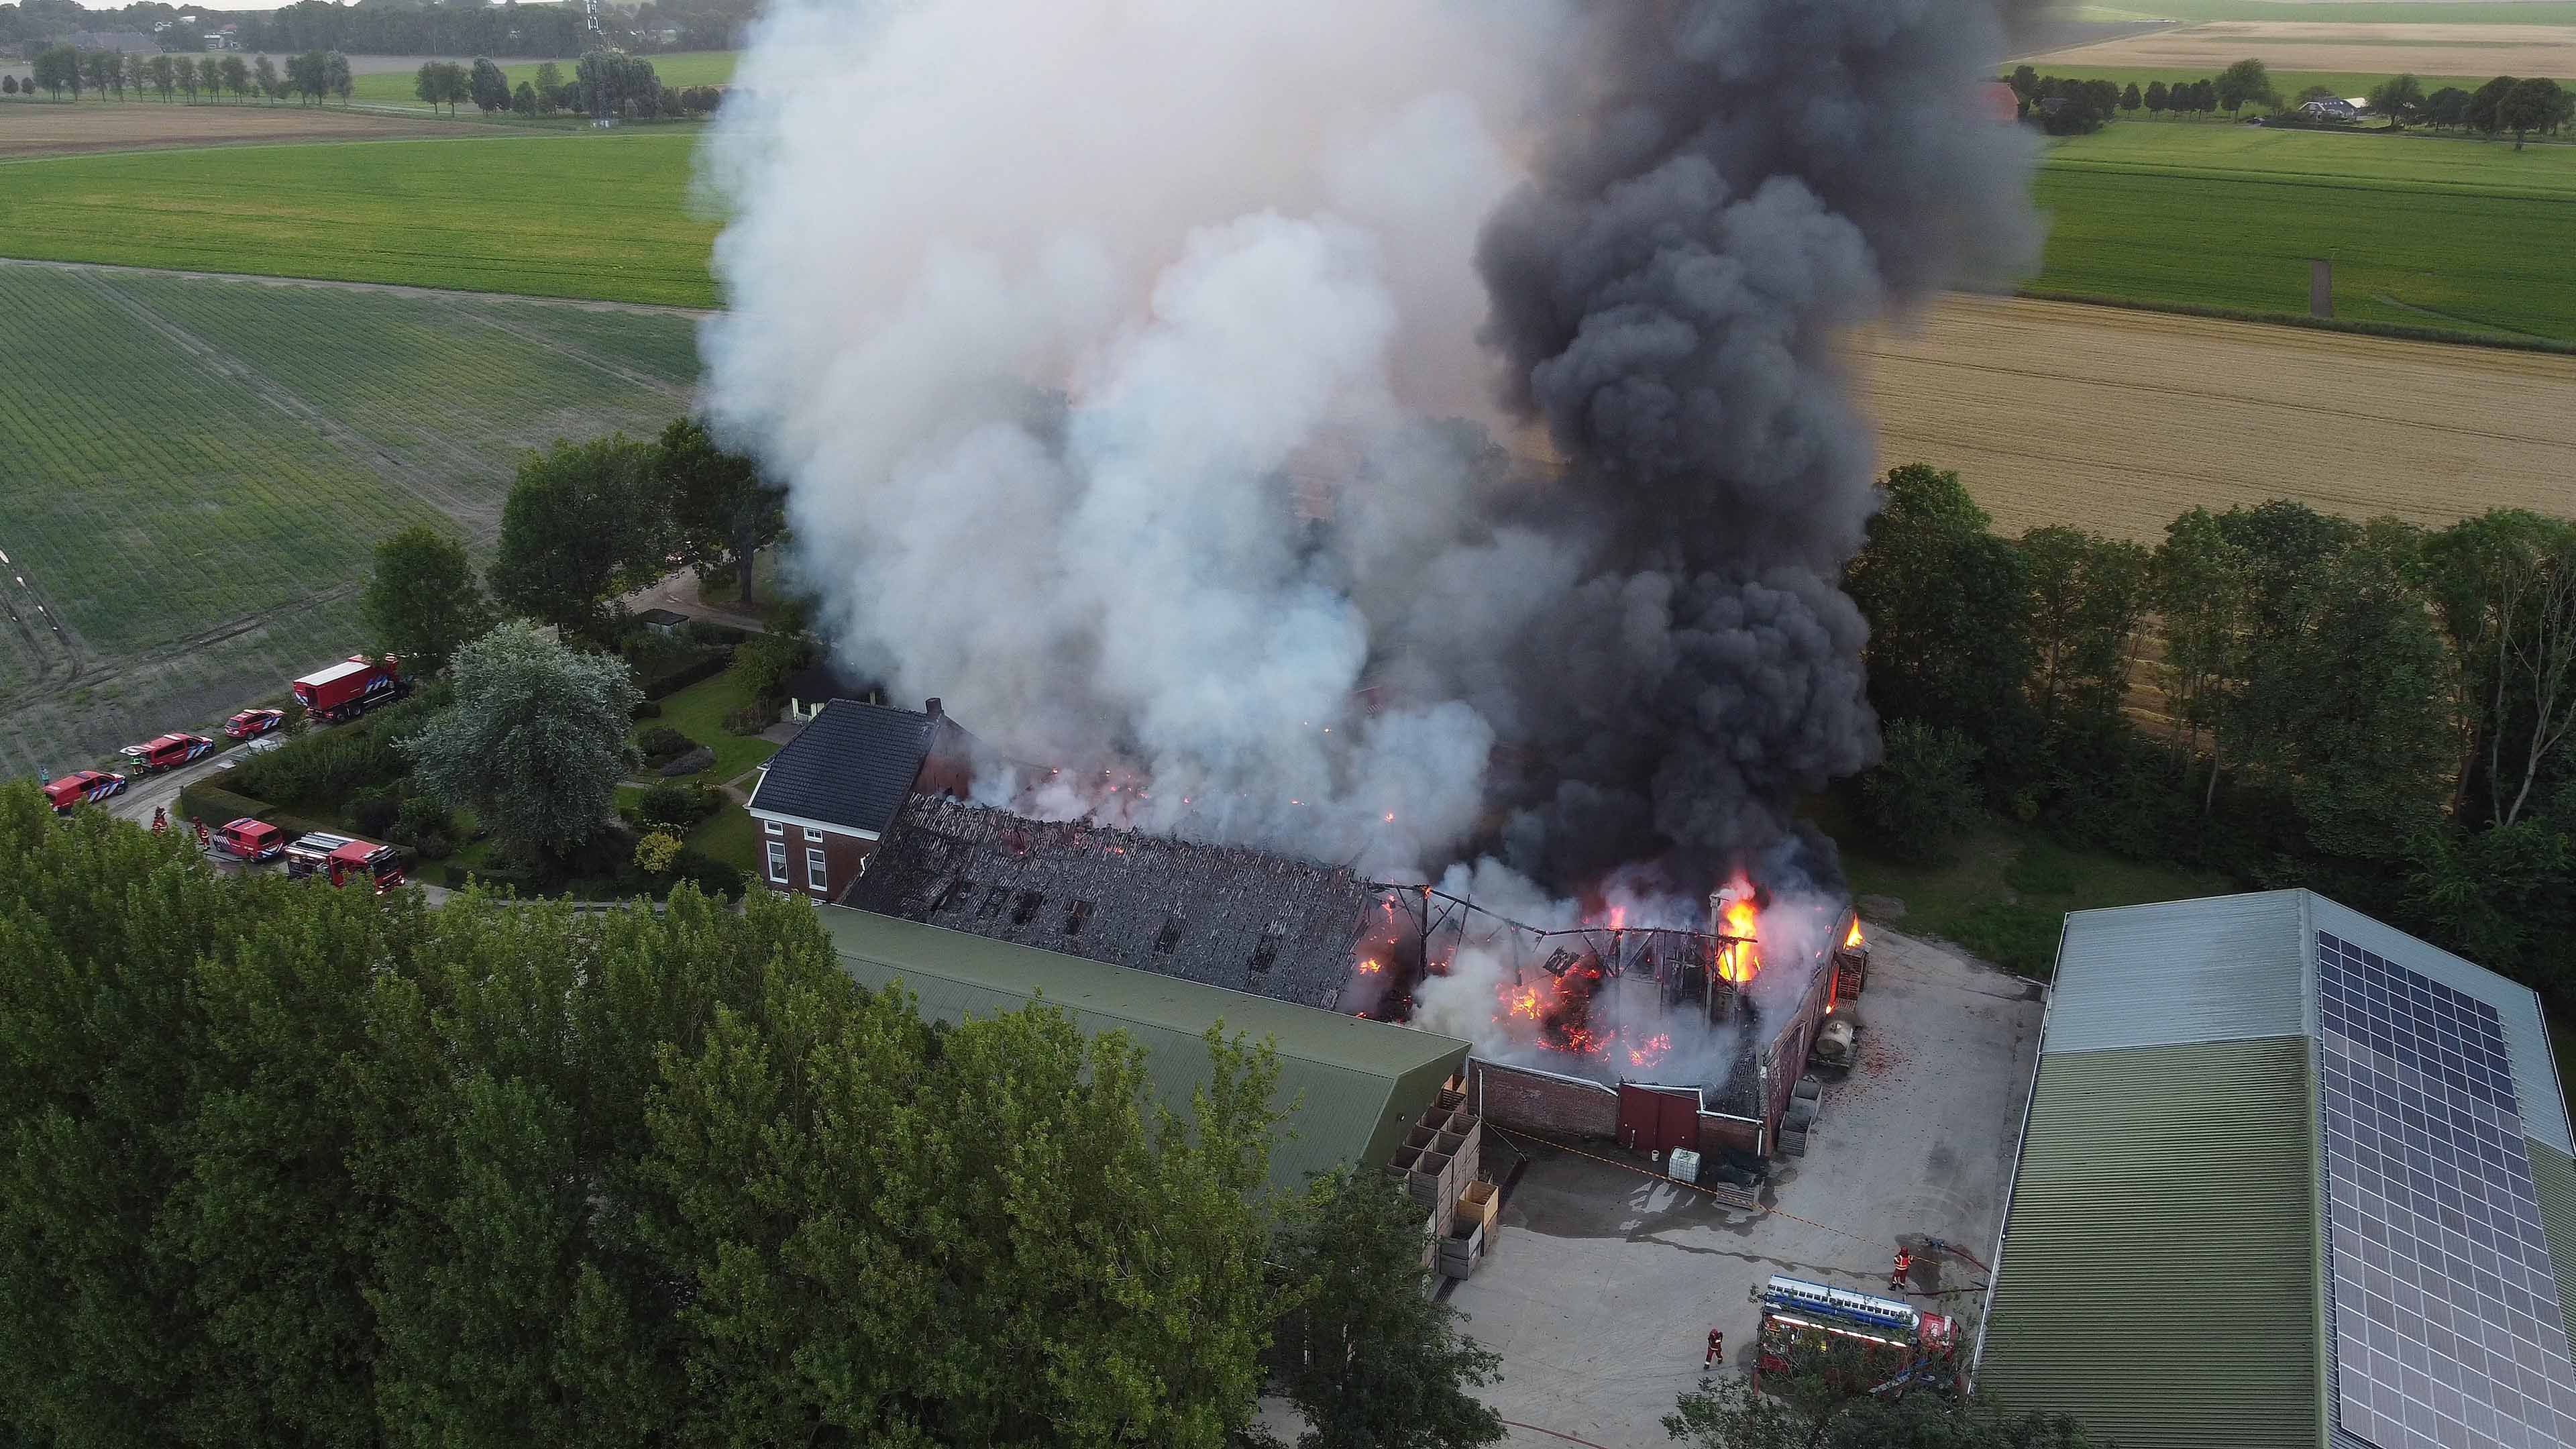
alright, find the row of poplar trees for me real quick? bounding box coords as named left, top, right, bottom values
left=0, top=790, right=1505, bottom=1449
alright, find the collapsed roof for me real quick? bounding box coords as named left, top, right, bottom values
left=841, top=795, right=1375, bottom=1010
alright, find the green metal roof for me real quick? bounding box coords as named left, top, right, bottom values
left=818, top=906, right=1469, bottom=1195
left=1979, top=1036, right=2323, bottom=1449
left=2047, top=892, right=2312, bottom=1055
left=2534, top=1139, right=2576, bottom=1350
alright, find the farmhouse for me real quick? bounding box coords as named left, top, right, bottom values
left=1976, top=891, right=2576, bottom=1449
left=2302, top=97, right=2361, bottom=121
left=743, top=698, right=975, bottom=900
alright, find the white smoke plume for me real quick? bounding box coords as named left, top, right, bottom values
left=699, top=0, right=2041, bottom=887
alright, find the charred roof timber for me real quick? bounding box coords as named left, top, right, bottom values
left=842, top=796, right=1374, bottom=1010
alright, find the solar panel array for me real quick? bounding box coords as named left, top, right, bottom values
left=2318, top=931, right=2576, bottom=1449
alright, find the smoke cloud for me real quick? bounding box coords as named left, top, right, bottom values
left=698, top=0, right=2041, bottom=889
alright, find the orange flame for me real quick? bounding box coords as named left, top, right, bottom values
left=1845, top=920, right=1864, bottom=950
left=1507, top=987, right=1542, bottom=1020
left=1627, top=1032, right=1672, bottom=1069
left=1715, top=876, right=1760, bottom=982
left=1356, top=959, right=1383, bottom=975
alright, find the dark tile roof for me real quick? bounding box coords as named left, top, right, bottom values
left=747, top=700, right=933, bottom=835
left=840, top=796, right=1375, bottom=1011
left=782, top=661, right=885, bottom=705
left=634, top=608, right=690, bottom=628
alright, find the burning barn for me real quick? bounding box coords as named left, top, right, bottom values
left=841, top=789, right=1864, bottom=1162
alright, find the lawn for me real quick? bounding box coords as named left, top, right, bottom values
left=1811, top=796, right=2232, bottom=980
left=639, top=660, right=780, bottom=786
left=0, top=264, right=700, bottom=775
left=2031, top=123, right=2576, bottom=341
left=0, top=131, right=717, bottom=306
left=348, top=50, right=738, bottom=109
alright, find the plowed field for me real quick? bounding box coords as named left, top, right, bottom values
left=0, top=103, right=478, bottom=158
left=2028, top=21, right=2576, bottom=78
left=1856, top=294, right=2576, bottom=542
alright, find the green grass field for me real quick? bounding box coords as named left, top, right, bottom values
left=2032, top=122, right=2576, bottom=340
left=0, top=131, right=716, bottom=305
left=347, top=50, right=737, bottom=109
left=0, top=264, right=699, bottom=775
left=639, top=661, right=781, bottom=786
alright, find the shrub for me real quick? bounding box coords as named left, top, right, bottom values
left=442, top=863, right=472, bottom=887
left=390, top=796, right=454, bottom=847
left=733, top=630, right=813, bottom=703
left=410, top=831, right=456, bottom=862
left=637, top=726, right=693, bottom=765
left=682, top=619, right=749, bottom=649
left=633, top=780, right=704, bottom=833
left=633, top=830, right=684, bottom=875
left=669, top=848, right=747, bottom=900
left=228, top=684, right=450, bottom=808
left=1858, top=720, right=1986, bottom=865
left=722, top=704, right=774, bottom=736
left=350, top=787, right=402, bottom=837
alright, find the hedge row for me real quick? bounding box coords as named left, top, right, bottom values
left=637, top=651, right=731, bottom=701
left=175, top=781, right=337, bottom=843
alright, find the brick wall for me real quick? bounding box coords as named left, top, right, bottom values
left=758, top=822, right=878, bottom=900
left=1466, top=1059, right=1619, bottom=1140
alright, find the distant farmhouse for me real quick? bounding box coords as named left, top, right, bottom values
left=2302, top=97, right=2361, bottom=121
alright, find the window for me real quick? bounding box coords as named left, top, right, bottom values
left=763, top=819, right=784, bottom=836
left=805, top=826, right=824, bottom=842
left=767, top=841, right=788, bottom=883
left=807, top=848, right=828, bottom=891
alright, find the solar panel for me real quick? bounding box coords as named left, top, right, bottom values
left=2317, top=931, right=2576, bottom=1449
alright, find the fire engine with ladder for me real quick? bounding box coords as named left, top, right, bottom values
left=1752, top=1275, right=1956, bottom=1397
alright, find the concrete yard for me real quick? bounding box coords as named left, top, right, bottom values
left=1448, top=928, right=2045, bottom=1448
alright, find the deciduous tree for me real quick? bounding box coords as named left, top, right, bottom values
left=148, top=52, right=173, bottom=101
left=2214, top=57, right=2276, bottom=115
left=1844, top=463, right=2034, bottom=745
left=2424, top=511, right=2576, bottom=829
left=2019, top=525, right=2153, bottom=737
left=1271, top=1167, right=1505, bottom=1449
left=400, top=620, right=639, bottom=861
left=655, top=416, right=786, bottom=604
left=485, top=435, right=672, bottom=646
left=2119, top=81, right=2141, bottom=116
left=1664, top=1349, right=2101, bottom=1449
left=329, top=52, right=352, bottom=106
left=468, top=56, right=511, bottom=114
left=1857, top=720, right=1986, bottom=865
left=2500, top=76, right=2568, bottom=148
left=252, top=53, right=279, bottom=104
left=363, top=524, right=496, bottom=677
left=2467, top=74, right=2517, bottom=139
left=2369, top=73, right=2424, bottom=128
left=219, top=54, right=249, bottom=103
left=2143, top=79, right=2169, bottom=117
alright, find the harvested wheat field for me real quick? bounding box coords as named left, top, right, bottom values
left=2028, top=21, right=2576, bottom=78
left=1855, top=295, right=2576, bottom=542
left=0, top=105, right=484, bottom=160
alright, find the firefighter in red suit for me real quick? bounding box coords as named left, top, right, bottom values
left=1704, top=1328, right=1724, bottom=1368
left=1890, top=1248, right=1915, bottom=1291
left=194, top=820, right=210, bottom=849
left=150, top=806, right=167, bottom=834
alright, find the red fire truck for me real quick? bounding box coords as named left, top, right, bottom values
left=120, top=732, right=217, bottom=773
left=1753, top=1276, right=1956, bottom=1397
left=42, top=769, right=127, bottom=814
left=223, top=708, right=286, bottom=739
left=291, top=655, right=407, bottom=724
left=284, top=832, right=406, bottom=893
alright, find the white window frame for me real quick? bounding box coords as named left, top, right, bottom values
left=767, top=841, right=788, bottom=883
left=806, top=847, right=828, bottom=891
left=804, top=826, right=824, bottom=842
left=763, top=818, right=784, bottom=835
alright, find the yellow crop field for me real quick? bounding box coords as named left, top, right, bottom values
left=1856, top=295, right=2576, bottom=543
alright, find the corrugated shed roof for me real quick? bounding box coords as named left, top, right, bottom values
left=2307, top=894, right=2572, bottom=1157
left=2532, top=1140, right=2576, bottom=1349
left=747, top=700, right=932, bottom=835
left=1980, top=1036, right=2322, bottom=1449
left=819, top=906, right=1468, bottom=1195
left=2045, top=892, right=2312, bottom=1055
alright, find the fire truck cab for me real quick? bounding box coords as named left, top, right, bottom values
left=1753, top=1275, right=1955, bottom=1397
left=211, top=818, right=285, bottom=862
left=224, top=708, right=286, bottom=739
left=121, top=732, right=217, bottom=773
left=42, top=770, right=127, bottom=815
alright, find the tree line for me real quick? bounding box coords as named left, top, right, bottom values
left=1845, top=466, right=2576, bottom=1010
left=0, top=796, right=1515, bottom=1449
left=15, top=45, right=352, bottom=105
left=2005, top=58, right=2573, bottom=146
left=416, top=53, right=724, bottom=121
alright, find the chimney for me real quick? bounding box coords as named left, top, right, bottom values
left=924, top=697, right=943, bottom=718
